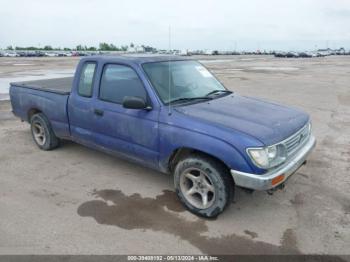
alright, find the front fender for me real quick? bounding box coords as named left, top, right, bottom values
left=158, top=123, right=255, bottom=174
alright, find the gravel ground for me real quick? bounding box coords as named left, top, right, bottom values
left=0, top=55, right=349, bottom=256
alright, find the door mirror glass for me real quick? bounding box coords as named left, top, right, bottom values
left=122, top=96, right=150, bottom=110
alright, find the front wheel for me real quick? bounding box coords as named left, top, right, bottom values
left=174, top=154, right=234, bottom=218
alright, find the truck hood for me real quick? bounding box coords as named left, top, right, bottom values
left=174, top=94, right=309, bottom=145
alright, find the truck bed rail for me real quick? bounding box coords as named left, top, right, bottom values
left=11, top=77, right=73, bottom=95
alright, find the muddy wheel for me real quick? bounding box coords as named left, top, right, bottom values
left=174, top=154, right=234, bottom=218
left=30, top=113, right=60, bottom=150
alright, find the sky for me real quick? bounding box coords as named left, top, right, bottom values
left=0, top=0, right=350, bottom=51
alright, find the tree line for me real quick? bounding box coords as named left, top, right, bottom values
left=4, top=42, right=147, bottom=51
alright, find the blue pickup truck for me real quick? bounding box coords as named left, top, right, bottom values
left=10, top=56, right=316, bottom=217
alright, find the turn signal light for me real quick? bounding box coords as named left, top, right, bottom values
left=271, top=174, right=285, bottom=186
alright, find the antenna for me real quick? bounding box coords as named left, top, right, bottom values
left=168, top=25, right=172, bottom=115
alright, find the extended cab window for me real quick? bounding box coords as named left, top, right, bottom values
left=78, top=62, right=96, bottom=97
left=99, top=64, right=147, bottom=104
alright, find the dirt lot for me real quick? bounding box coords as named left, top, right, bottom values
left=0, top=55, right=349, bottom=255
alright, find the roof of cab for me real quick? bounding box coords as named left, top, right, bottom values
left=83, top=54, right=191, bottom=65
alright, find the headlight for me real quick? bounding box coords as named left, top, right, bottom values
left=247, top=144, right=286, bottom=169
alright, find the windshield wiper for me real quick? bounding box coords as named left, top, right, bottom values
left=168, top=96, right=213, bottom=105
left=206, top=90, right=233, bottom=96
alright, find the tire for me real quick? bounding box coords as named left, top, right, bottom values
left=174, top=154, right=234, bottom=218
left=30, top=113, right=60, bottom=150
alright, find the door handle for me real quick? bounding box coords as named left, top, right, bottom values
left=94, top=108, right=104, bottom=116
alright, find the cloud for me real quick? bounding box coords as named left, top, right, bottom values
left=0, top=0, right=349, bottom=50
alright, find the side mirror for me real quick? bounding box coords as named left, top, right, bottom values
left=122, top=96, right=151, bottom=110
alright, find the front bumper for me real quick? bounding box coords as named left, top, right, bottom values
left=230, top=135, right=316, bottom=191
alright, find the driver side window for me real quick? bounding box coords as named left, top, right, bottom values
left=99, top=64, right=147, bottom=104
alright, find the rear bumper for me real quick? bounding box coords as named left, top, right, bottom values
left=230, top=135, right=316, bottom=191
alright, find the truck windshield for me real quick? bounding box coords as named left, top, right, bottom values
left=142, top=60, right=228, bottom=104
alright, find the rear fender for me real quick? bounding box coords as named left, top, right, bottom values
left=10, top=85, right=70, bottom=138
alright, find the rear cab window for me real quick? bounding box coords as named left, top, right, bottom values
left=78, top=62, right=96, bottom=97
left=99, top=64, right=147, bottom=104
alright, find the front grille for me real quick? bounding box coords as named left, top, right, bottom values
left=283, top=123, right=310, bottom=156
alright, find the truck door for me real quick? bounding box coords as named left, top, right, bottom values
left=92, top=63, right=159, bottom=169
left=68, top=61, right=98, bottom=147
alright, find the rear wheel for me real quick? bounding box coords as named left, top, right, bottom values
left=30, top=113, right=60, bottom=150
left=174, top=154, right=234, bottom=218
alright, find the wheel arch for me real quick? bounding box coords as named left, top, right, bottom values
left=27, top=108, right=42, bottom=122
left=167, top=147, right=231, bottom=175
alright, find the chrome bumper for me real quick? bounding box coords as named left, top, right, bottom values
left=231, top=135, right=316, bottom=191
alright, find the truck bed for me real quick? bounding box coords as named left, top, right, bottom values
left=11, top=77, right=73, bottom=95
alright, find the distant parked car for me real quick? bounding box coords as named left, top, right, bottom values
left=26, top=51, right=37, bottom=57
left=286, top=52, right=298, bottom=58
left=35, top=51, right=45, bottom=57
left=45, top=52, right=59, bottom=57
left=77, top=52, right=88, bottom=56
left=16, top=51, right=27, bottom=57
left=274, top=52, right=286, bottom=58
left=298, top=52, right=312, bottom=58
left=57, top=52, right=72, bottom=57
left=4, top=52, right=19, bottom=57
left=316, top=52, right=326, bottom=57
